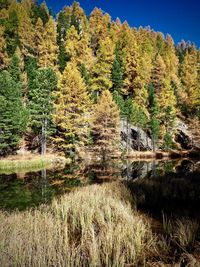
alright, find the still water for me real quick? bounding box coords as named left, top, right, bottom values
left=0, top=158, right=200, bottom=217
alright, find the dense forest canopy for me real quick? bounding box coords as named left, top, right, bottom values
left=0, top=0, right=199, bottom=156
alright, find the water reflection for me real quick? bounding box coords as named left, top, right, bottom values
left=0, top=158, right=200, bottom=211
left=126, top=159, right=200, bottom=218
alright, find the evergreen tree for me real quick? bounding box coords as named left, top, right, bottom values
left=148, top=84, right=160, bottom=151
left=28, top=68, right=57, bottom=155
left=0, top=70, right=26, bottom=155
left=53, top=63, right=91, bottom=155
left=9, top=52, right=21, bottom=82
left=92, top=90, right=120, bottom=159
left=4, top=8, right=19, bottom=56
left=111, top=53, right=123, bottom=92
left=58, top=41, right=68, bottom=72
left=112, top=90, right=125, bottom=117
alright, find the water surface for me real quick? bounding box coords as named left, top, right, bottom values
left=0, top=158, right=200, bottom=216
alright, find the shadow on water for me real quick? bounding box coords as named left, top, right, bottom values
left=125, top=159, right=200, bottom=219
left=1, top=157, right=200, bottom=217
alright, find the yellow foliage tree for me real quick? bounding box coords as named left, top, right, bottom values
left=90, top=36, right=115, bottom=96
left=18, top=1, right=34, bottom=57
left=92, top=90, right=120, bottom=159
left=89, top=8, right=110, bottom=51
left=53, top=63, right=91, bottom=153
left=65, top=25, right=94, bottom=69
left=181, top=46, right=199, bottom=110
left=37, top=16, right=58, bottom=70
left=0, top=25, right=9, bottom=69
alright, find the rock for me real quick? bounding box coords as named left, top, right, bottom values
left=174, top=119, right=199, bottom=150
left=120, top=119, right=154, bottom=151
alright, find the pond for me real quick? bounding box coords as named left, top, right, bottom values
left=0, top=158, right=200, bottom=219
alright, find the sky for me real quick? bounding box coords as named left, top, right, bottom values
left=39, top=0, right=200, bottom=47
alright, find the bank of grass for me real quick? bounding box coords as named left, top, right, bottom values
left=0, top=155, right=70, bottom=174
left=0, top=182, right=157, bottom=267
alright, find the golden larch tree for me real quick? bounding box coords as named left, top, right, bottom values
left=92, top=90, right=120, bottom=159
left=37, top=16, right=58, bottom=70
left=0, top=25, right=9, bottom=70
left=53, top=62, right=91, bottom=153
left=90, top=36, right=115, bottom=96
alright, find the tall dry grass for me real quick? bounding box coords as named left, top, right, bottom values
left=0, top=182, right=156, bottom=267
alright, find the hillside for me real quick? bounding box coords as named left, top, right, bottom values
left=0, top=0, right=199, bottom=158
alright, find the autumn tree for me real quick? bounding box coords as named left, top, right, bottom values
left=37, top=16, right=58, bottom=70
left=18, top=0, right=35, bottom=57
left=90, top=36, right=115, bottom=98
left=53, top=63, right=91, bottom=155
left=180, top=45, right=199, bottom=113
left=89, top=8, right=110, bottom=52
left=65, top=25, right=94, bottom=69
left=0, top=25, right=9, bottom=69
left=92, top=90, right=120, bottom=159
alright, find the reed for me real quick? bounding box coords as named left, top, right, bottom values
left=0, top=182, right=156, bottom=267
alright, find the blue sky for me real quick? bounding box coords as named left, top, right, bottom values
left=39, top=0, right=200, bottom=47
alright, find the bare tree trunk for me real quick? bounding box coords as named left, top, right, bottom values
left=41, top=118, right=47, bottom=155
left=126, top=117, right=129, bottom=155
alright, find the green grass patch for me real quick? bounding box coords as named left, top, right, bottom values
left=0, top=157, right=53, bottom=174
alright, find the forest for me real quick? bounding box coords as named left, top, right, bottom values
left=0, top=0, right=200, bottom=158
left=1, top=1, right=200, bottom=266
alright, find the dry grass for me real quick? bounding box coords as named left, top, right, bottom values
left=0, top=182, right=156, bottom=267
left=172, top=219, right=199, bottom=249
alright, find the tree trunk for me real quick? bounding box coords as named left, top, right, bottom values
left=41, top=118, right=47, bottom=155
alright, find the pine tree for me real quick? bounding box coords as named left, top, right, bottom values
left=112, top=90, right=125, bottom=117
left=9, top=52, right=21, bottom=82
left=0, top=70, right=27, bottom=155
left=148, top=84, right=160, bottom=151
left=28, top=68, right=57, bottom=155
left=92, top=90, right=120, bottom=159
left=4, top=7, right=20, bottom=56
left=111, top=51, right=123, bottom=92
left=53, top=63, right=91, bottom=155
